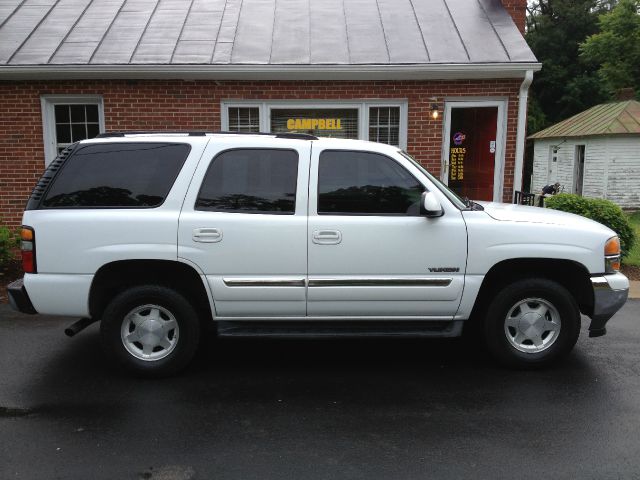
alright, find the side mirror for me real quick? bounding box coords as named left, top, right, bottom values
left=420, top=191, right=444, bottom=218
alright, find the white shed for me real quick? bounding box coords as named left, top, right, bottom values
left=529, top=100, right=640, bottom=208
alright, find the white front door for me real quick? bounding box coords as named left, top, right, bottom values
left=307, top=149, right=467, bottom=318
left=178, top=142, right=311, bottom=318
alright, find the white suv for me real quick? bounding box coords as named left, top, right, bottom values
left=8, top=132, right=629, bottom=376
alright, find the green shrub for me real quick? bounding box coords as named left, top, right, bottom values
left=0, top=225, right=20, bottom=266
left=545, top=193, right=636, bottom=258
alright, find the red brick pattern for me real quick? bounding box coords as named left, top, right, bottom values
left=0, top=79, right=521, bottom=227
left=501, top=0, right=527, bottom=35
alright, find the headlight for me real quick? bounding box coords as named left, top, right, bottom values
left=604, top=236, right=620, bottom=273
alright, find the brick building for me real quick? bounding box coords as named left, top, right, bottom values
left=0, top=0, right=538, bottom=227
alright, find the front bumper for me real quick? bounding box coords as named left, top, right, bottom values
left=588, top=273, right=629, bottom=337
left=7, top=278, right=37, bottom=315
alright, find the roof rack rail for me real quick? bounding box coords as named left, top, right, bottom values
left=95, top=131, right=207, bottom=138
left=94, top=130, right=319, bottom=140
left=214, top=131, right=318, bottom=140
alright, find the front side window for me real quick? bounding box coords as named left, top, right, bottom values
left=42, top=143, right=191, bottom=208
left=196, top=149, right=298, bottom=214
left=318, top=150, right=424, bottom=215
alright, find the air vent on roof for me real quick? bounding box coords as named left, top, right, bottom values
left=26, top=144, right=78, bottom=210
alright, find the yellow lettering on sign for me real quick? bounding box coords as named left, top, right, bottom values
left=286, top=119, right=344, bottom=130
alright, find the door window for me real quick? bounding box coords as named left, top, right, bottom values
left=196, top=149, right=298, bottom=214
left=318, top=150, right=424, bottom=215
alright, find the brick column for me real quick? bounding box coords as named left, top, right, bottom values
left=501, top=0, right=527, bottom=35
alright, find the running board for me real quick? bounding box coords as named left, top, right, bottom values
left=216, top=320, right=463, bottom=338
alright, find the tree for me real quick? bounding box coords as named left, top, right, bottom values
left=525, top=1, right=612, bottom=133
left=580, top=0, right=640, bottom=98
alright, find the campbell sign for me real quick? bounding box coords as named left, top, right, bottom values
left=286, top=118, right=342, bottom=130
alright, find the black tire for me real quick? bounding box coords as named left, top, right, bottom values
left=100, top=285, right=201, bottom=377
left=483, top=278, right=580, bottom=368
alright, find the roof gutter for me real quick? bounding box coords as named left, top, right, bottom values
left=513, top=69, right=534, bottom=197
left=0, top=62, right=541, bottom=81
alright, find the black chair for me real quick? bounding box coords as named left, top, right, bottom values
left=513, top=190, right=536, bottom=206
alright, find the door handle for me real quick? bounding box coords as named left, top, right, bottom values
left=193, top=228, right=222, bottom=243
left=312, top=229, right=342, bottom=245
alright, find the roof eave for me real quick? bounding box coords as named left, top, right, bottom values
left=0, top=63, right=541, bottom=81
left=528, top=132, right=640, bottom=140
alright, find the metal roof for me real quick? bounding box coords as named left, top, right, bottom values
left=0, top=0, right=537, bottom=78
left=529, top=100, right=640, bottom=140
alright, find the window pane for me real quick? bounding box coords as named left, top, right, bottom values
left=271, top=108, right=359, bottom=139
left=43, top=143, right=191, bottom=208
left=196, top=149, right=298, bottom=214
left=318, top=150, right=424, bottom=215
left=87, top=123, right=100, bottom=139
left=55, top=105, right=70, bottom=123
left=368, top=107, right=401, bottom=146
left=56, top=124, right=71, bottom=143
left=228, top=107, right=260, bottom=132
left=86, top=105, right=99, bottom=123
left=71, top=123, right=87, bottom=142
left=70, top=105, right=86, bottom=122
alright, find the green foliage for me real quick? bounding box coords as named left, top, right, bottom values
left=0, top=225, right=20, bottom=266
left=545, top=194, right=636, bottom=258
left=580, top=0, right=640, bottom=98
left=526, top=0, right=610, bottom=133
left=626, top=211, right=640, bottom=266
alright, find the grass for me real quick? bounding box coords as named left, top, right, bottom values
left=626, top=211, right=640, bottom=267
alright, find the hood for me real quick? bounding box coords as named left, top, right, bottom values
left=478, top=202, right=615, bottom=233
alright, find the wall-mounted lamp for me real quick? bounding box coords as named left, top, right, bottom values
left=429, top=98, right=439, bottom=120
left=431, top=104, right=439, bottom=120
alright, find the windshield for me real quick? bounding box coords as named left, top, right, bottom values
left=399, top=151, right=468, bottom=210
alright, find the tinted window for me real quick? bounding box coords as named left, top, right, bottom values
left=42, top=143, right=191, bottom=208
left=318, top=150, right=424, bottom=215
left=196, top=149, right=298, bottom=214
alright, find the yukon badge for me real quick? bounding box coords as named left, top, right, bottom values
left=429, top=267, right=460, bottom=273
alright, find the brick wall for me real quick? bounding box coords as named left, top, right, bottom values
left=501, top=0, right=527, bottom=35
left=0, top=79, right=521, bottom=227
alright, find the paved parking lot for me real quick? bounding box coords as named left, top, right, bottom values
left=1, top=301, right=639, bottom=479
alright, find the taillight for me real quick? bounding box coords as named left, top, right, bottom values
left=21, top=226, right=36, bottom=273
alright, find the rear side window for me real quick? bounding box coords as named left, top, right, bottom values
left=318, top=150, right=425, bottom=215
left=42, top=142, right=191, bottom=208
left=196, top=149, right=298, bottom=214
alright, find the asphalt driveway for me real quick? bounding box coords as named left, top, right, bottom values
left=1, top=301, right=639, bottom=479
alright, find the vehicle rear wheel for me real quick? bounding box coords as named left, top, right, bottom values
left=100, top=285, right=201, bottom=377
left=484, top=278, right=580, bottom=368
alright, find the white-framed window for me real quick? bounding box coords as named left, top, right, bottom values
left=221, top=100, right=408, bottom=149
left=41, top=95, right=105, bottom=166
left=227, top=106, right=261, bottom=133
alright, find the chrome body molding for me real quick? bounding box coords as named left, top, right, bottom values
left=223, top=277, right=306, bottom=287
left=307, top=277, right=452, bottom=287
left=222, top=277, right=453, bottom=288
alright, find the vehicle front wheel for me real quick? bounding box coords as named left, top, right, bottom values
left=483, top=278, right=580, bottom=368
left=100, top=285, right=201, bottom=377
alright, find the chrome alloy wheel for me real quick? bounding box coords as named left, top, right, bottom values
left=120, top=304, right=179, bottom=361
left=503, top=297, right=561, bottom=354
